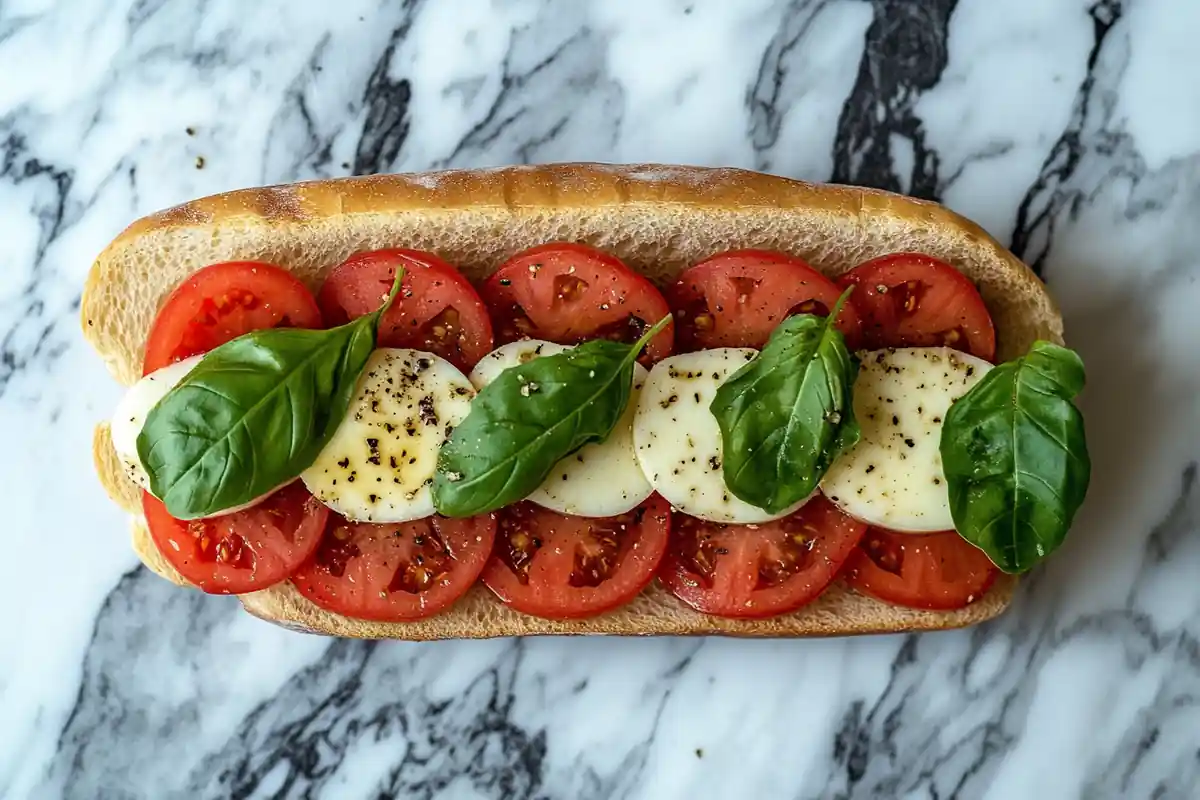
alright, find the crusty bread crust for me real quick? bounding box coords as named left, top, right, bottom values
left=83, top=163, right=1055, bottom=639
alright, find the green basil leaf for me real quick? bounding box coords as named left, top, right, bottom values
left=433, top=316, right=671, bottom=517
left=138, top=269, right=404, bottom=519
left=940, top=340, right=1090, bottom=573
left=709, top=288, right=860, bottom=514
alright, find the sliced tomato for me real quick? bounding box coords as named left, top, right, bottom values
left=143, top=482, right=328, bottom=595
left=844, top=528, right=998, bottom=610
left=481, top=243, right=673, bottom=363
left=481, top=495, right=671, bottom=619
left=659, top=496, right=865, bottom=619
left=291, top=513, right=495, bottom=621
left=143, top=261, right=323, bottom=374
left=317, top=249, right=494, bottom=372
left=667, top=250, right=861, bottom=351
left=836, top=253, right=996, bottom=361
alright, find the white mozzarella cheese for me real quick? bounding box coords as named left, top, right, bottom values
left=469, top=339, right=654, bottom=518
left=110, top=355, right=203, bottom=492
left=821, top=347, right=993, bottom=532
left=301, top=348, right=475, bottom=523
left=632, top=348, right=807, bottom=524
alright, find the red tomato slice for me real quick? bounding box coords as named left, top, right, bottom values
left=317, top=249, right=494, bottom=372
left=481, top=243, right=673, bottom=363
left=291, top=513, right=496, bottom=621
left=836, top=253, right=996, bottom=361
left=659, top=496, right=866, bottom=619
left=481, top=496, right=671, bottom=619
left=844, top=528, right=998, bottom=610
left=143, top=482, right=329, bottom=595
left=143, top=261, right=323, bottom=374
left=667, top=250, right=861, bottom=351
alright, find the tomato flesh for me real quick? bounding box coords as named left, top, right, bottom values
left=143, top=482, right=328, bottom=595
left=844, top=528, right=998, bottom=610
left=318, top=249, right=494, bottom=372
left=836, top=253, right=996, bottom=361
left=668, top=250, right=861, bottom=351
left=291, top=513, right=495, bottom=621
left=142, top=261, right=323, bottom=374
left=481, top=243, right=673, bottom=363
left=481, top=496, right=670, bottom=619
left=659, top=495, right=866, bottom=618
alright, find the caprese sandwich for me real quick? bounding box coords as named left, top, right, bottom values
left=84, top=164, right=1088, bottom=638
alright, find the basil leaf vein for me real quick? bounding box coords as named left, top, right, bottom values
left=710, top=289, right=860, bottom=514
left=138, top=270, right=402, bottom=519
left=939, top=340, right=1090, bottom=573
left=433, top=317, right=671, bottom=517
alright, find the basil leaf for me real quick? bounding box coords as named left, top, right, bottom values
left=138, top=269, right=404, bottom=519
left=433, top=316, right=671, bottom=517
left=709, top=288, right=859, bottom=514
left=940, top=340, right=1090, bottom=573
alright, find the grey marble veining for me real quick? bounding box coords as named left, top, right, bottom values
left=3, top=1, right=1199, bottom=798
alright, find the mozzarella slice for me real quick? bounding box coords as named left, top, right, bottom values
left=633, top=348, right=808, bottom=524
left=110, top=355, right=203, bottom=492
left=469, top=339, right=654, bottom=518
left=469, top=339, right=572, bottom=388
left=821, top=347, right=992, bottom=532
left=301, top=348, right=475, bottom=523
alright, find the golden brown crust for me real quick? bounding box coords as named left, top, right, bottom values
left=84, top=163, right=1057, bottom=639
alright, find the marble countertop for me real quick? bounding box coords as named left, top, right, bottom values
left=3, top=1, right=1198, bottom=798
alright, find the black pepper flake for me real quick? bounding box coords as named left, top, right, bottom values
left=390, top=456, right=398, bottom=468
left=865, top=464, right=876, bottom=474
left=933, top=477, right=942, bottom=485
left=367, top=438, right=379, bottom=449
left=367, top=455, right=381, bottom=465
left=904, top=438, right=915, bottom=448
left=660, top=394, right=679, bottom=409
left=708, top=456, right=721, bottom=471
left=368, top=494, right=378, bottom=503
left=453, top=386, right=469, bottom=396
left=932, top=416, right=942, bottom=424
left=418, top=395, right=437, bottom=426
left=693, top=392, right=701, bottom=403
left=370, top=399, right=380, bottom=413
left=892, top=415, right=899, bottom=426
left=384, top=422, right=396, bottom=433
left=966, top=366, right=976, bottom=377
left=499, top=278, right=511, bottom=286
left=408, top=457, right=417, bottom=465
left=337, top=458, right=350, bottom=469
left=347, top=472, right=357, bottom=483
left=406, top=426, right=418, bottom=436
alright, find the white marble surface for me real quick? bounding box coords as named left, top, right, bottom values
left=2, top=0, right=1199, bottom=797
